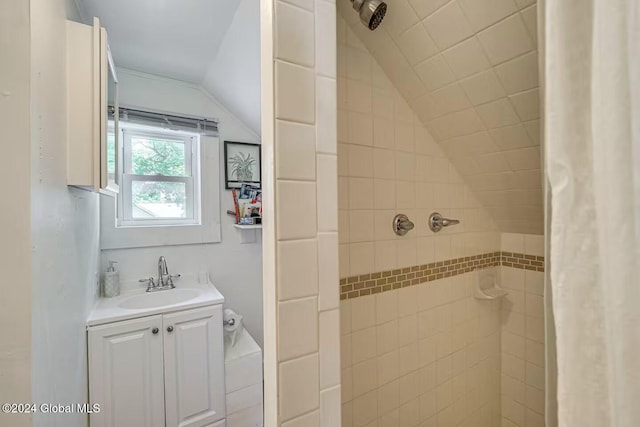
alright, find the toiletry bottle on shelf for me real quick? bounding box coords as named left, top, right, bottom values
left=103, top=261, right=120, bottom=297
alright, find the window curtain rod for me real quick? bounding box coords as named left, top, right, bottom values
left=113, top=106, right=219, bottom=136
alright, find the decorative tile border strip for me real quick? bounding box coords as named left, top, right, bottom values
left=339, top=251, right=545, bottom=300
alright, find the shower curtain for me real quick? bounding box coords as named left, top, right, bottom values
left=542, top=0, right=640, bottom=426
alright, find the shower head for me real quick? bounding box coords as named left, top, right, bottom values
left=351, top=0, right=387, bottom=30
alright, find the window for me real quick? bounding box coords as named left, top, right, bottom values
left=116, top=124, right=201, bottom=227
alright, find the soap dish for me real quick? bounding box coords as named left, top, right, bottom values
left=475, top=286, right=508, bottom=300
left=474, top=268, right=508, bottom=300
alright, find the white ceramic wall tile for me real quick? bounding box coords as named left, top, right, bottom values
left=317, top=77, right=338, bottom=154
left=374, top=240, right=398, bottom=271
left=278, top=239, right=319, bottom=300
left=351, top=295, right=376, bottom=331
left=317, top=154, right=339, bottom=231
left=476, top=98, right=521, bottom=129
left=349, top=211, right=374, bottom=242
left=423, top=1, right=474, bottom=50
left=276, top=0, right=315, bottom=67
left=278, top=297, right=319, bottom=361
left=277, top=181, right=318, bottom=240
left=380, top=0, right=419, bottom=37
left=408, top=0, right=450, bottom=20
left=459, top=0, right=518, bottom=32
left=281, top=0, right=314, bottom=11
left=348, top=177, right=374, bottom=209
left=320, top=309, right=341, bottom=388
left=348, top=144, right=373, bottom=177
left=316, top=0, right=336, bottom=78
left=489, top=124, right=536, bottom=150
left=521, top=4, right=538, bottom=45
left=349, top=242, right=375, bottom=275
left=318, top=232, right=340, bottom=310
left=347, top=46, right=372, bottom=83
left=430, top=83, right=472, bottom=116
left=504, top=147, right=540, bottom=170
left=351, top=327, right=377, bottom=364
left=396, top=24, right=439, bottom=65
left=276, top=60, right=316, bottom=124
left=414, top=55, right=457, bottom=92
left=347, top=79, right=373, bottom=114
left=477, top=13, right=534, bottom=65
left=276, top=120, right=317, bottom=180
left=320, top=386, right=342, bottom=427
left=442, top=37, right=491, bottom=79
left=514, top=0, right=535, bottom=8
left=282, top=411, right=320, bottom=427
left=509, top=88, right=540, bottom=121
left=460, top=69, right=507, bottom=106
left=347, top=112, right=373, bottom=146
left=279, top=354, right=320, bottom=421
left=494, top=51, right=539, bottom=94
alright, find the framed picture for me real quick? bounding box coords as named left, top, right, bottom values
left=224, top=141, right=261, bottom=189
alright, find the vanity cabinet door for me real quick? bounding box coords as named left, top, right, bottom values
left=88, top=315, right=165, bottom=427
left=163, top=305, right=225, bottom=427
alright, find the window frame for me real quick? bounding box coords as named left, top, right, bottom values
left=116, top=126, right=201, bottom=227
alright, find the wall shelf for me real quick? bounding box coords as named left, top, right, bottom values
left=233, top=224, right=262, bottom=230
left=233, top=223, right=262, bottom=243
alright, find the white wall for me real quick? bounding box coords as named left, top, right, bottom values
left=30, top=1, right=102, bottom=426
left=202, top=0, right=261, bottom=135
left=101, top=69, right=264, bottom=348
left=0, top=2, right=33, bottom=426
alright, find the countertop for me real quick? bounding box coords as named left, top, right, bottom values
left=87, top=278, right=225, bottom=327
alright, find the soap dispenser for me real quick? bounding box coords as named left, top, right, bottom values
left=103, top=261, right=120, bottom=298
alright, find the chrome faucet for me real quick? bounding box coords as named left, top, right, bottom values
left=158, top=256, right=173, bottom=287
left=139, top=256, right=180, bottom=292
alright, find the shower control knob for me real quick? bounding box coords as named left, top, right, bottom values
left=167, top=326, right=174, bottom=333
left=393, top=214, right=415, bottom=236
left=152, top=328, right=159, bottom=334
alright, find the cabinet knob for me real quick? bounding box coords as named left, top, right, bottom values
left=152, top=327, right=159, bottom=334
left=167, top=326, right=174, bottom=332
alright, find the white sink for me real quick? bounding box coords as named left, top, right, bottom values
left=87, top=279, right=225, bottom=326
left=118, top=288, right=201, bottom=310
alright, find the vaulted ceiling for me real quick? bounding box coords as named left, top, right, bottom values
left=337, top=0, right=542, bottom=234
left=76, top=0, right=261, bottom=134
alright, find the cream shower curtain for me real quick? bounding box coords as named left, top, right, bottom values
left=542, top=0, right=640, bottom=426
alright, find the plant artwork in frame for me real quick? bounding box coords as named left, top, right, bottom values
left=224, top=141, right=261, bottom=189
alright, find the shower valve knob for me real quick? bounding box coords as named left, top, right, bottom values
left=393, top=214, right=415, bottom=236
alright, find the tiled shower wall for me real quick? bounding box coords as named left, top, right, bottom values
left=340, top=272, right=503, bottom=427
left=336, top=16, right=499, bottom=279
left=337, top=14, right=503, bottom=427
left=270, top=0, right=341, bottom=425
left=500, top=233, right=546, bottom=427
left=337, top=16, right=546, bottom=427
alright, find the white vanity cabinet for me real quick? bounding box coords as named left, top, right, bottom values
left=66, top=17, right=119, bottom=194
left=88, top=305, right=225, bottom=427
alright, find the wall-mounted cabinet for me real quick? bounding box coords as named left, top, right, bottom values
left=66, top=17, right=119, bottom=194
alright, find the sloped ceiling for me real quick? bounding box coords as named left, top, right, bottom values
left=76, top=0, right=262, bottom=135
left=76, top=0, right=241, bottom=84
left=337, top=0, right=542, bottom=234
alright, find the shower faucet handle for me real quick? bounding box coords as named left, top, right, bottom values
left=429, top=212, right=460, bottom=233
left=393, top=214, right=415, bottom=236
